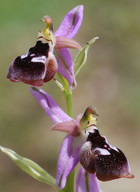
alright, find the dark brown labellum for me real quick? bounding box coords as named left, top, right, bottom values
left=7, top=41, right=57, bottom=86
left=80, top=128, right=134, bottom=181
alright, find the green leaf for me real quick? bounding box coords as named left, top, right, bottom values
left=0, top=146, right=56, bottom=189
left=56, top=72, right=70, bottom=94
left=74, top=37, right=99, bottom=77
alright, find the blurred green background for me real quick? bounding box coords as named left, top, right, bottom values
left=0, top=0, right=139, bottom=191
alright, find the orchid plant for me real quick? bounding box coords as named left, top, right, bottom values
left=0, top=5, right=134, bottom=192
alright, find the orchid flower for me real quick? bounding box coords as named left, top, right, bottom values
left=7, top=5, right=84, bottom=88
left=30, top=87, right=134, bottom=191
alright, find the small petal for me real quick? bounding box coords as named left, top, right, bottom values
left=55, top=48, right=77, bottom=88
left=55, top=5, right=84, bottom=39
left=76, top=167, right=101, bottom=192
left=88, top=172, right=101, bottom=192
left=56, top=135, right=83, bottom=189
left=51, top=120, right=80, bottom=136
left=76, top=167, right=87, bottom=192
left=55, top=36, right=82, bottom=50
left=30, top=87, right=72, bottom=123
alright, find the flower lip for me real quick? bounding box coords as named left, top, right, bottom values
left=80, top=128, right=134, bottom=181
left=7, top=41, right=49, bottom=85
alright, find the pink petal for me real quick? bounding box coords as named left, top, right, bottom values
left=56, top=135, right=82, bottom=189
left=55, top=36, right=82, bottom=50
left=76, top=167, right=101, bottom=192
left=51, top=120, right=80, bottom=136
left=55, top=5, right=84, bottom=39
left=29, top=87, right=72, bottom=123
left=55, top=48, right=77, bottom=88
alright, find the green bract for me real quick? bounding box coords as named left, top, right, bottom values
left=74, top=37, right=99, bottom=77
left=0, top=146, right=56, bottom=189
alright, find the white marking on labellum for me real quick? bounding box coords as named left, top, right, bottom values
left=86, top=126, right=97, bottom=133
left=95, top=147, right=111, bottom=155
left=104, top=144, right=108, bottom=148
left=30, top=54, right=35, bottom=57
left=109, top=145, right=119, bottom=152
left=31, top=56, right=47, bottom=63
left=21, top=52, right=29, bottom=59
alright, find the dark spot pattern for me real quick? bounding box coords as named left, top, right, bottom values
left=7, top=41, right=57, bottom=86
left=80, top=128, right=132, bottom=181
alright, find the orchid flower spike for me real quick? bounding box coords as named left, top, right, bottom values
left=30, top=87, right=134, bottom=190
left=7, top=5, right=84, bottom=88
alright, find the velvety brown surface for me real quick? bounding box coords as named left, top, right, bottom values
left=0, top=0, right=139, bottom=191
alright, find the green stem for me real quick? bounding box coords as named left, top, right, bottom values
left=85, top=172, right=90, bottom=192
left=62, top=90, right=75, bottom=192
left=65, top=90, right=73, bottom=117
left=63, top=169, right=75, bottom=192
